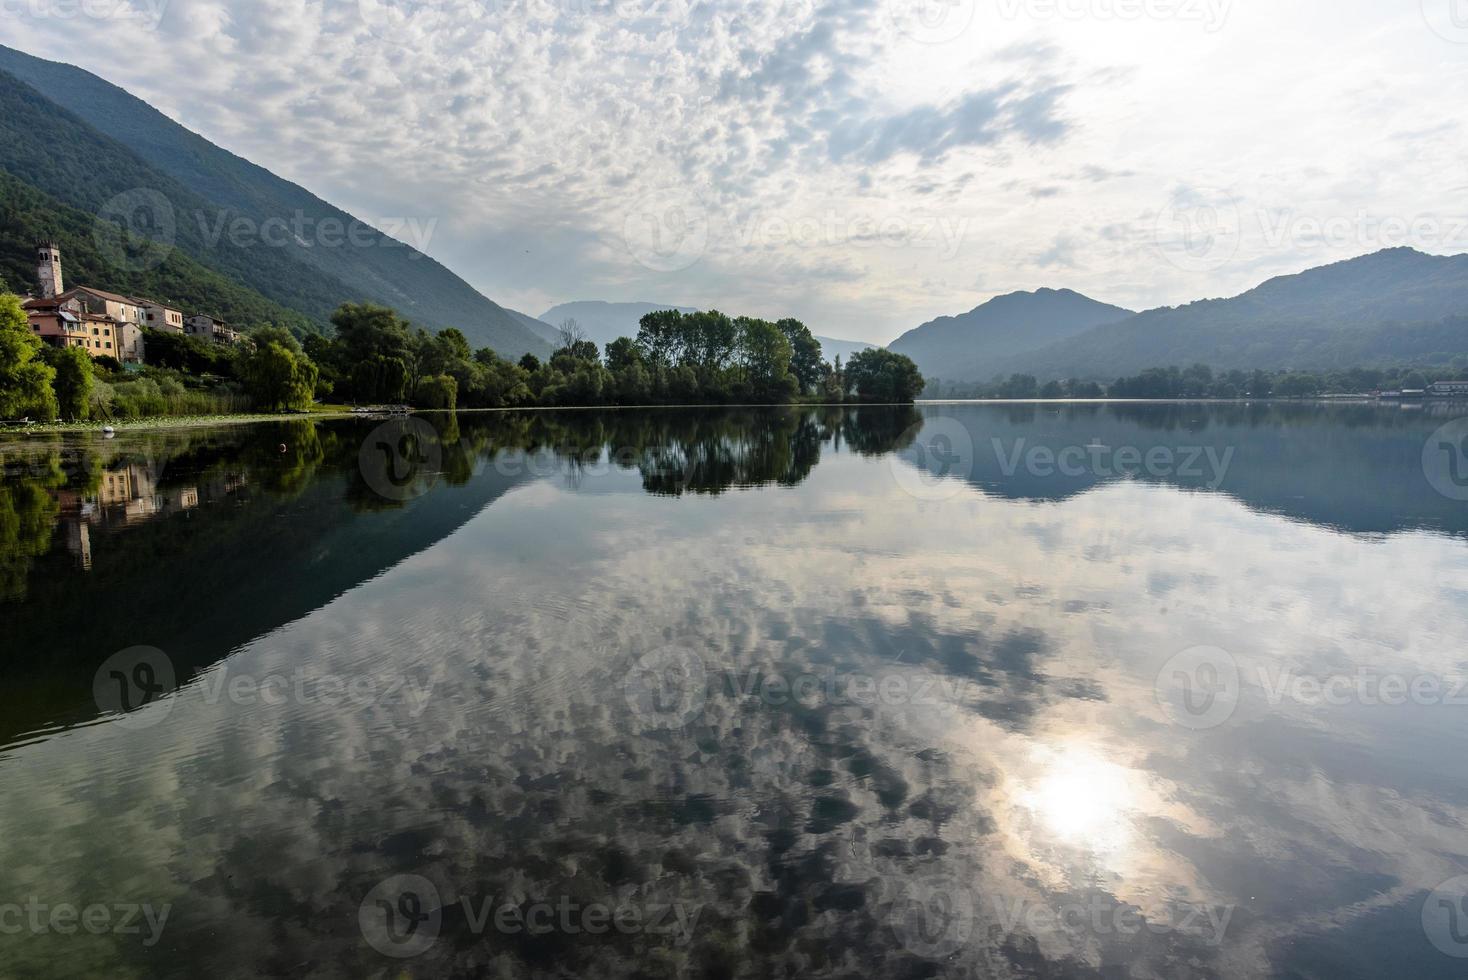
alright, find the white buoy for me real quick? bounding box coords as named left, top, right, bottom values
left=102, top=426, right=116, bottom=437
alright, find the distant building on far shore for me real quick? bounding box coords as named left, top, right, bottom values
left=185, top=314, right=239, bottom=345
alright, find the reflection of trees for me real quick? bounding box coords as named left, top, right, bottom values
left=0, top=451, right=63, bottom=601
left=444, top=407, right=921, bottom=496
left=838, top=406, right=921, bottom=457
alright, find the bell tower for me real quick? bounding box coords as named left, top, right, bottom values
left=37, top=242, right=63, bottom=299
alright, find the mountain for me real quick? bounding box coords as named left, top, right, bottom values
left=889, top=288, right=1135, bottom=382
left=1001, top=249, right=1468, bottom=379
left=539, top=300, right=873, bottom=362
left=0, top=45, right=550, bottom=358
left=506, top=308, right=562, bottom=346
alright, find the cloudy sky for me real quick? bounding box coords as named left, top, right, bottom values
left=3, top=0, right=1467, bottom=342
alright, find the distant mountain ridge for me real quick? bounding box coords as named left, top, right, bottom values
left=995, top=248, right=1468, bottom=379
left=896, top=250, right=1468, bottom=381
left=0, top=44, right=551, bottom=357
left=540, top=300, right=873, bottom=363
left=889, top=288, right=1134, bottom=382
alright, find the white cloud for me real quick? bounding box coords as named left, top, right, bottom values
left=2, top=0, right=1466, bottom=342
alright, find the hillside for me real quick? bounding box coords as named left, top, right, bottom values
left=540, top=300, right=871, bottom=362
left=0, top=46, right=550, bottom=357
left=0, top=170, right=314, bottom=332
left=1001, top=249, right=1468, bottom=379
left=889, top=288, right=1134, bottom=382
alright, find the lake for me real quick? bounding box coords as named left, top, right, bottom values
left=3, top=402, right=1468, bottom=978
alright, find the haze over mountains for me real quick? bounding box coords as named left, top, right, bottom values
left=0, top=44, right=552, bottom=358
left=540, top=301, right=873, bottom=364
left=897, top=249, right=1468, bottom=383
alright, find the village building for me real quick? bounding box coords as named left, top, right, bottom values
left=185, top=314, right=239, bottom=344
left=139, top=300, right=185, bottom=333
left=22, top=243, right=235, bottom=363
left=1427, top=380, right=1468, bottom=397
left=22, top=295, right=124, bottom=359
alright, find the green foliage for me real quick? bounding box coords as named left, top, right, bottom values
left=46, top=344, right=93, bottom=419
left=144, top=328, right=235, bottom=374
left=415, top=373, right=457, bottom=410
left=844, top=348, right=925, bottom=403
left=237, top=338, right=318, bottom=411
left=0, top=291, right=57, bottom=419
left=778, top=318, right=824, bottom=394
left=0, top=171, right=317, bottom=336
left=930, top=362, right=1468, bottom=400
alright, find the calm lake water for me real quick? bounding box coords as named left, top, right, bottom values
left=3, top=403, right=1468, bottom=978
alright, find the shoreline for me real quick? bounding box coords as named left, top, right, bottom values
left=0, top=396, right=1449, bottom=441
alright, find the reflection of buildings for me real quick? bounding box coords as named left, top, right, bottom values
left=52, top=462, right=246, bottom=571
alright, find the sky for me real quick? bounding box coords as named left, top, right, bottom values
left=3, top=0, right=1467, bottom=343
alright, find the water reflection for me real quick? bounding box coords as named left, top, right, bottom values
left=1, top=403, right=1467, bottom=979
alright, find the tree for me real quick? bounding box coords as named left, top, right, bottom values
left=777, top=318, right=824, bottom=394
left=416, top=373, right=458, bottom=409
left=238, top=339, right=319, bottom=410
left=736, top=317, right=796, bottom=402
left=518, top=353, right=541, bottom=373
left=845, top=349, right=925, bottom=403
left=604, top=337, right=642, bottom=372
left=557, top=318, right=587, bottom=349
left=997, top=374, right=1040, bottom=399
left=49, top=345, right=94, bottom=420
left=0, top=293, right=57, bottom=421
